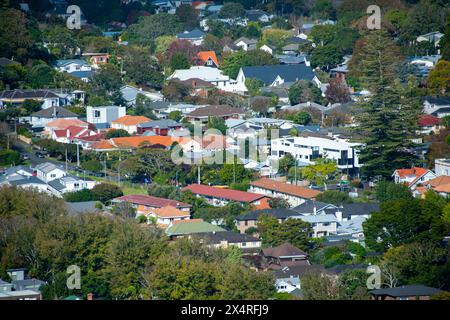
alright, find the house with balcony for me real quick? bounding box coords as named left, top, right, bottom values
left=86, top=105, right=126, bottom=129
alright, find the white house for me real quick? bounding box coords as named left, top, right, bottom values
left=259, top=44, right=275, bottom=55
left=234, top=37, right=258, bottom=51
left=54, top=59, right=92, bottom=74
left=176, top=28, right=205, bottom=46
left=270, top=136, right=361, bottom=171
left=86, top=105, right=126, bottom=129
left=423, top=97, right=450, bottom=118
left=236, top=64, right=321, bottom=92
left=168, top=66, right=246, bottom=93
left=416, top=31, right=444, bottom=48
left=392, top=167, right=437, bottom=190
left=47, top=175, right=97, bottom=197
left=0, top=89, right=60, bottom=110
left=29, top=106, right=78, bottom=129
left=35, top=162, right=66, bottom=183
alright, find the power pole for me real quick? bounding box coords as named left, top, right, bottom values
left=76, top=144, right=80, bottom=167
left=118, top=152, right=121, bottom=186
left=197, top=165, right=200, bottom=185
left=104, top=156, right=107, bottom=179
left=294, top=155, right=297, bottom=186
left=65, top=148, right=68, bottom=172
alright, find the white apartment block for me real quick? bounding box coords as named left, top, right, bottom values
left=270, top=136, right=361, bottom=171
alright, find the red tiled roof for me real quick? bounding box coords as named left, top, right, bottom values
left=182, top=184, right=267, bottom=203
left=111, top=115, right=151, bottom=126
left=394, top=167, right=430, bottom=179
left=172, top=218, right=204, bottom=225
left=197, top=51, right=219, bottom=67
left=418, top=114, right=441, bottom=127
left=114, top=194, right=191, bottom=208
left=426, top=175, right=450, bottom=187
left=250, top=178, right=321, bottom=199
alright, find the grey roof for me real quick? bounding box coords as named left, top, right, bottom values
left=12, top=278, right=46, bottom=291
left=370, top=285, right=443, bottom=298
left=326, top=263, right=367, bottom=275
left=31, top=106, right=78, bottom=119
left=69, top=70, right=94, bottom=79
left=47, top=179, right=65, bottom=191
left=423, top=96, right=450, bottom=106
left=0, top=57, right=20, bottom=67
left=286, top=37, right=308, bottom=44
left=193, top=231, right=260, bottom=244
left=324, top=203, right=380, bottom=219
left=0, top=89, right=59, bottom=100
left=235, top=208, right=301, bottom=221
left=276, top=55, right=306, bottom=65
left=6, top=176, right=47, bottom=186
left=65, top=201, right=100, bottom=215
left=234, top=37, right=258, bottom=45
left=241, top=64, right=315, bottom=86
left=55, top=59, right=89, bottom=67
left=336, top=216, right=367, bottom=235
left=0, top=279, right=12, bottom=286
left=292, top=200, right=337, bottom=214
left=35, top=162, right=61, bottom=174
left=293, top=214, right=337, bottom=223
left=4, top=165, right=34, bottom=176
left=246, top=9, right=269, bottom=21
left=176, top=28, right=205, bottom=39
left=273, top=264, right=327, bottom=279
left=137, top=119, right=180, bottom=129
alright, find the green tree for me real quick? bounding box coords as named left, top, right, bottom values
left=168, top=110, right=183, bottom=122
left=81, top=159, right=103, bottom=172
left=245, top=78, right=264, bottom=96
left=219, top=2, right=246, bottom=20
left=354, top=30, right=420, bottom=178
left=256, top=215, right=312, bottom=250
left=27, top=63, right=55, bottom=89
left=375, top=181, right=413, bottom=202
left=175, top=4, right=199, bottom=30
left=170, top=52, right=190, bottom=71
left=0, top=9, right=33, bottom=63
left=221, top=50, right=278, bottom=79
left=316, top=190, right=353, bottom=205
left=106, top=129, right=130, bottom=139
left=427, top=60, right=450, bottom=96
left=91, top=183, right=123, bottom=204
left=288, top=80, right=322, bottom=105
left=310, top=44, right=344, bottom=70
left=125, top=14, right=182, bottom=46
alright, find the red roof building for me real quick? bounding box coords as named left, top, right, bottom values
left=183, top=184, right=270, bottom=208
left=392, top=167, right=437, bottom=189
left=197, top=51, right=219, bottom=68
left=418, top=114, right=441, bottom=127
left=113, top=194, right=192, bottom=213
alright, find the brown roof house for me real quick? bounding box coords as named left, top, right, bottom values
left=245, top=243, right=310, bottom=271
left=185, top=105, right=245, bottom=125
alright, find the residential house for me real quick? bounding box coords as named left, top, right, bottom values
left=423, top=96, right=450, bottom=118
left=185, top=105, right=245, bottom=125
left=35, top=162, right=67, bottom=182
left=261, top=243, right=309, bottom=270
left=234, top=37, right=258, bottom=51
left=28, top=106, right=78, bottom=129
left=54, top=59, right=93, bottom=82
left=196, top=51, right=219, bottom=68
left=120, top=85, right=164, bottom=107
left=246, top=9, right=272, bottom=23
left=183, top=184, right=271, bottom=208
left=270, top=136, right=361, bottom=172
left=137, top=119, right=183, bottom=136
left=165, top=219, right=225, bottom=239
left=415, top=175, right=450, bottom=198
left=416, top=31, right=444, bottom=49
left=86, top=105, right=126, bottom=129
left=47, top=175, right=97, bottom=197
left=392, top=167, right=437, bottom=190
left=281, top=44, right=300, bottom=55
left=111, top=115, right=151, bottom=134
left=81, top=53, right=110, bottom=69
left=236, top=64, right=320, bottom=92
left=44, top=118, right=90, bottom=136
left=180, top=78, right=215, bottom=98
left=248, top=178, right=322, bottom=207
left=112, top=194, right=192, bottom=214
left=192, top=231, right=262, bottom=251
left=52, top=125, right=100, bottom=144
left=0, top=166, right=48, bottom=193
left=235, top=208, right=307, bottom=234
left=150, top=101, right=208, bottom=119
left=142, top=205, right=191, bottom=227
left=408, top=55, right=441, bottom=77
left=418, top=114, right=443, bottom=135
left=273, top=264, right=327, bottom=296
left=0, top=270, right=43, bottom=300
left=370, top=285, right=443, bottom=300
left=0, top=89, right=60, bottom=109
left=176, top=28, right=205, bottom=45
left=291, top=214, right=338, bottom=238
left=435, top=159, right=450, bottom=176
left=260, top=44, right=275, bottom=55
left=89, top=135, right=180, bottom=152
left=168, top=66, right=246, bottom=93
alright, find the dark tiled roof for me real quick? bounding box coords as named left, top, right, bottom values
left=31, top=106, right=78, bottom=118
left=176, top=28, right=205, bottom=39
left=423, top=96, right=450, bottom=105
left=137, top=119, right=181, bottom=129
left=241, top=64, right=315, bottom=86
left=0, top=57, right=20, bottom=67
left=187, top=105, right=245, bottom=118
left=273, top=264, right=327, bottom=278
left=291, top=200, right=336, bottom=214
left=0, top=89, right=59, bottom=100
left=370, top=285, right=443, bottom=298
left=235, top=208, right=300, bottom=221
left=324, top=203, right=380, bottom=219
left=262, top=243, right=307, bottom=258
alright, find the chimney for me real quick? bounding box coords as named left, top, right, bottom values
left=87, top=293, right=93, bottom=300
left=335, top=209, right=342, bottom=222
left=313, top=205, right=316, bottom=215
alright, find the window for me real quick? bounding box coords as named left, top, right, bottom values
left=94, top=110, right=101, bottom=118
